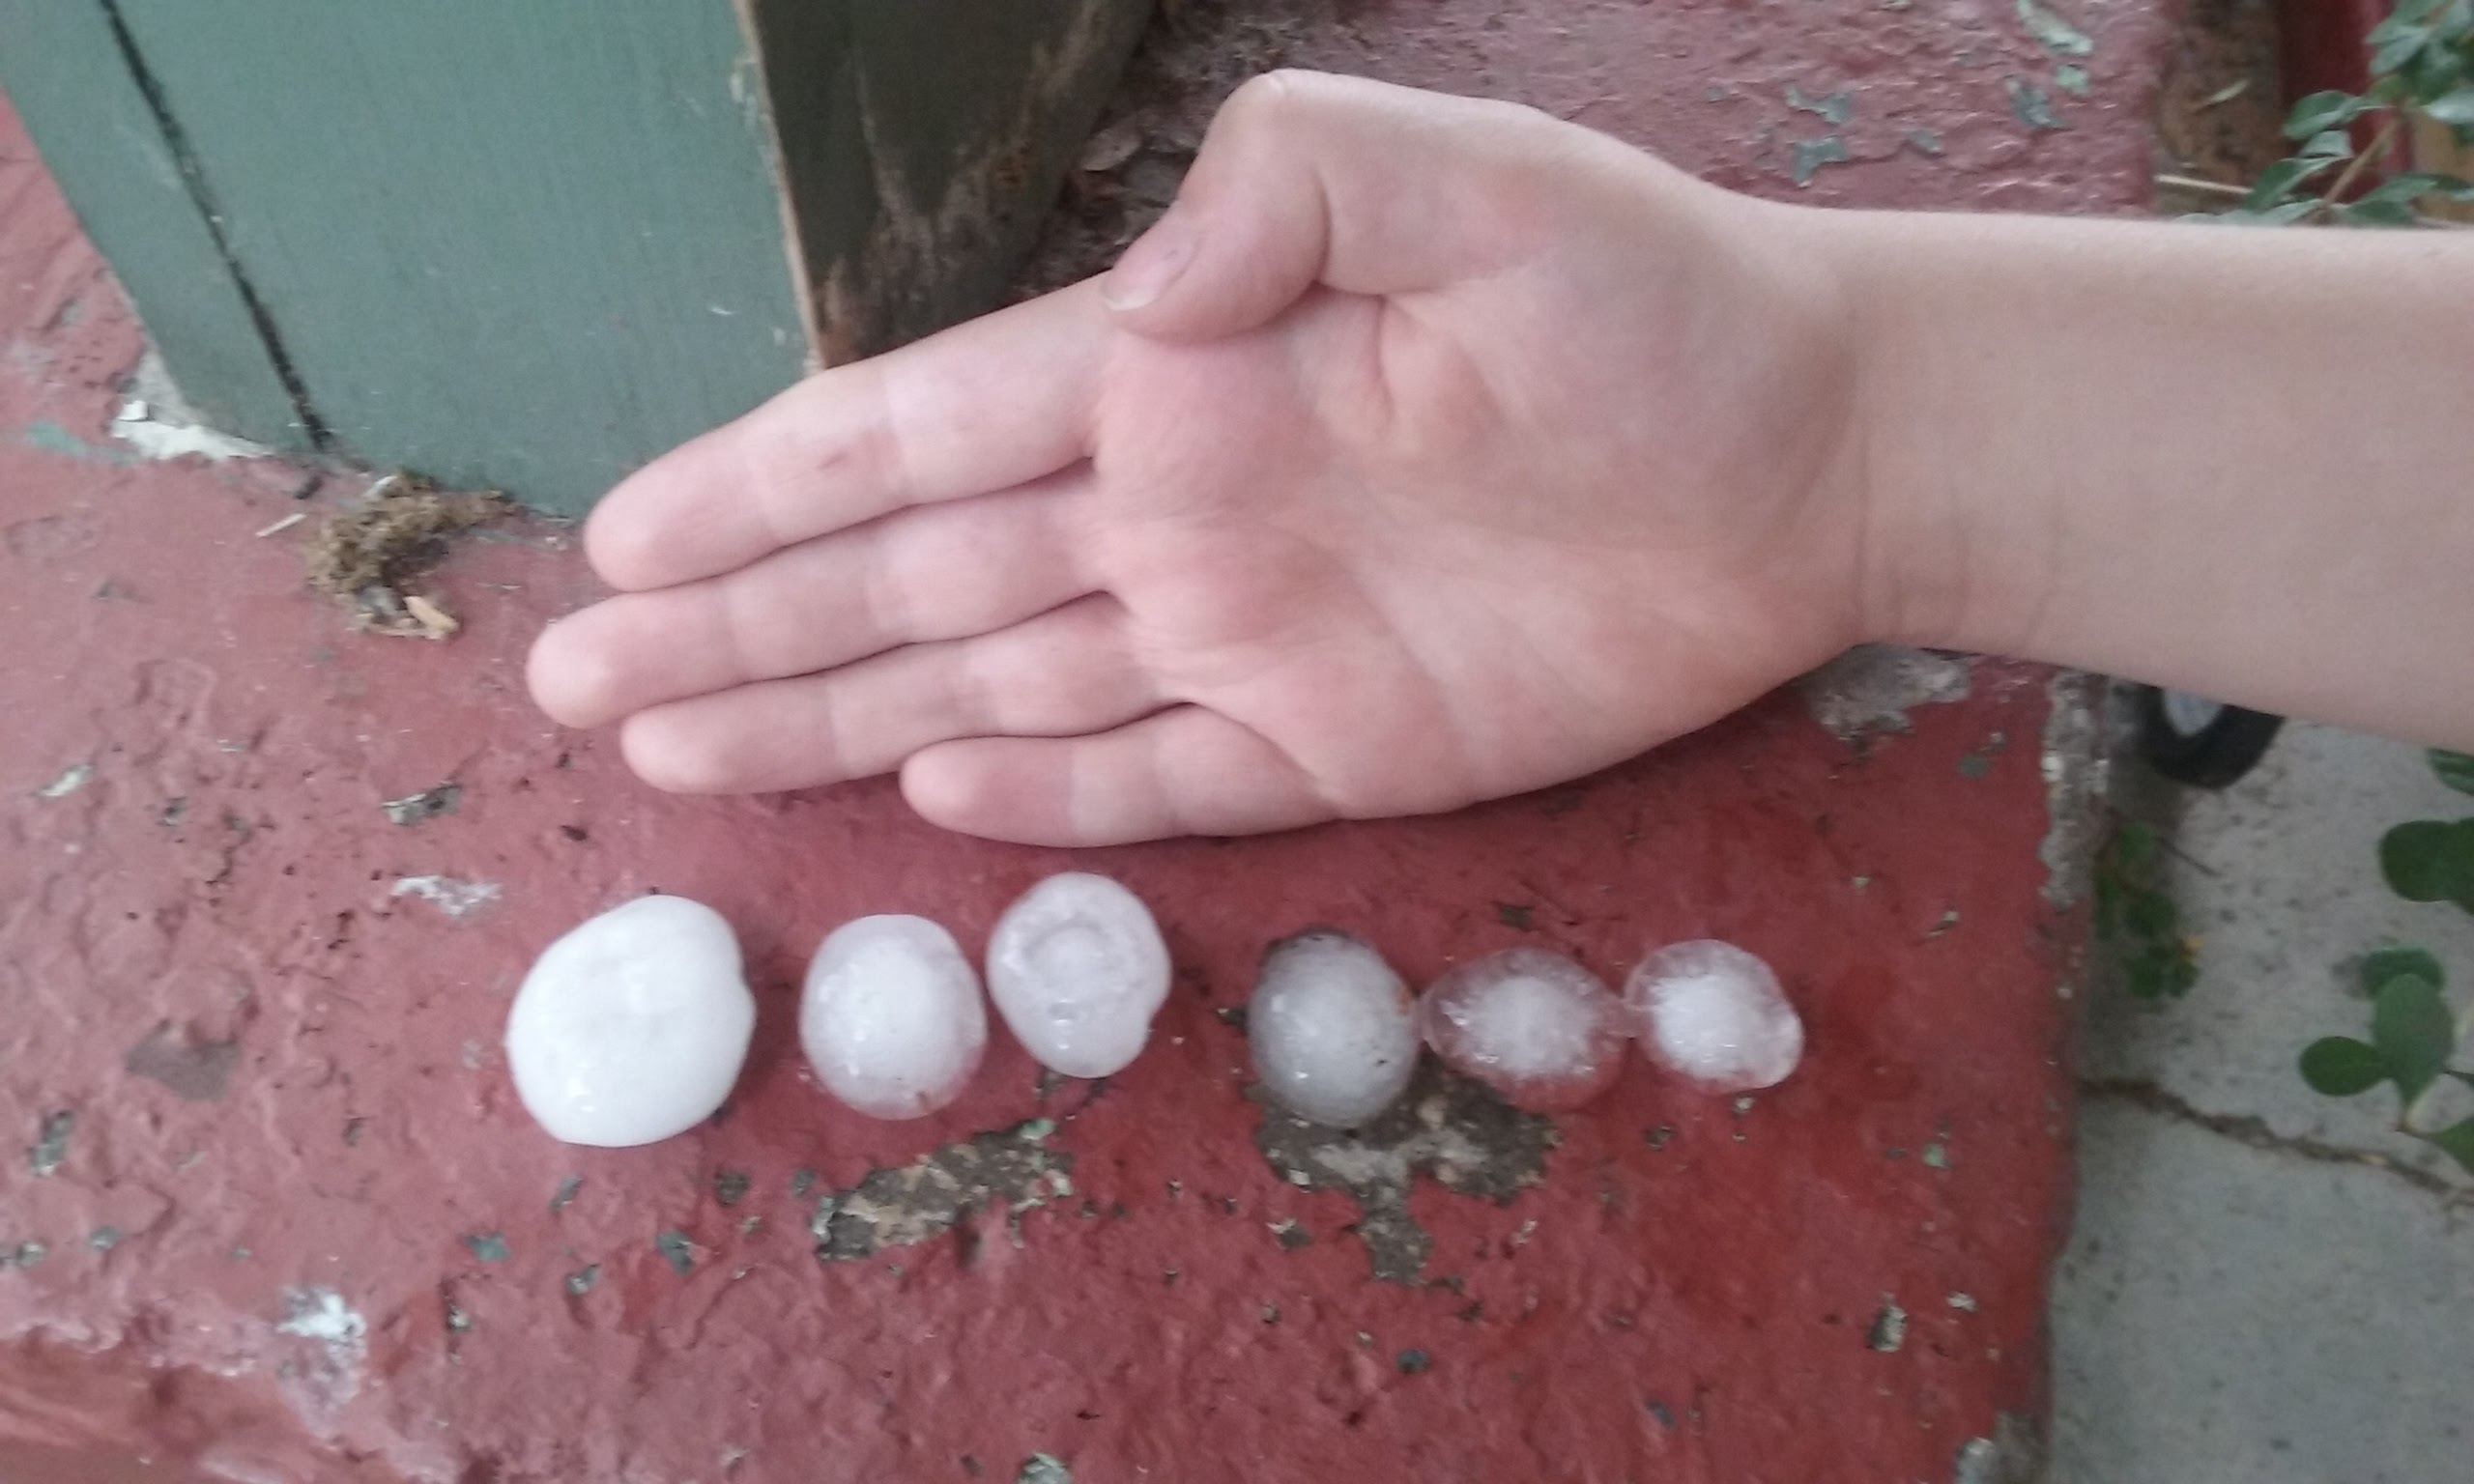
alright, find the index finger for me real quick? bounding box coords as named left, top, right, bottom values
left=587, top=280, right=1111, bottom=591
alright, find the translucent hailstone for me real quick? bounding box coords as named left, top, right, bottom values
left=985, top=872, right=1171, bottom=1079
left=801, top=914, right=988, bottom=1119
left=505, top=895, right=755, bottom=1148
left=1249, top=929, right=1419, bottom=1127
left=1623, top=939, right=1804, bottom=1092
left=1418, top=947, right=1628, bottom=1112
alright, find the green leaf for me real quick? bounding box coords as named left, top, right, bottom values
left=2423, top=1116, right=2474, bottom=1175
left=2427, top=87, right=2474, bottom=126
left=2363, top=945, right=2447, bottom=993
left=2125, top=889, right=2177, bottom=939
left=2299, top=1036, right=2389, bottom=1096
left=2112, top=820, right=2159, bottom=866
left=2379, top=818, right=2474, bottom=905
left=2285, top=91, right=2367, bottom=138
left=2341, top=199, right=2420, bottom=226
left=2297, top=128, right=2356, bottom=160
left=2432, top=751, right=2474, bottom=795
left=2395, top=0, right=2453, bottom=22
left=2243, top=156, right=2343, bottom=209
left=2092, top=872, right=2121, bottom=937
left=2408, top=49, right=2469, bottom=104
left=2373, top=975, right=2456, bottom=1102
left=2357, top=171, right=2464, bottom=205
left=2371, top=21, right=2432, bottom=75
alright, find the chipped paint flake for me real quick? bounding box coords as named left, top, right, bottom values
left=1786, top=83, right=1855, bottom=125
left=2008, top=77, right=2067, bottom=131
left=109, top=398, right=270, bottom=463
left=1791, top=134, right=1851, bottom=186
left=1799, top=645, right=1973, bottom=744
left=35, top=762, right=92, bottom=798
left=391, top=875, right=501, bottom=918
left=29, top=1110, right=72, bottom=1176
left=1251, top=1063, right=1557, bottom=1283
left=2015, top=0, right=2095, bottom=57
left=1867, top=1298, right=1908, bottom=1352
left=812, top=1118, right=1069, bottom=1260
left=277, top=1287, right=366, bottom=1345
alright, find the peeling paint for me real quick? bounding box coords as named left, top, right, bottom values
left=1790, top=135, right=1852, bottom=186
left=1799, top=644, right=1973, bottom=744
left=276, top=1289, right=366, bottom=1346
left=2015, top=0, right=2095, bottom=57
left=2008, top=77, right=2067, bottom=131
left=1866, top=1298, right=1908, bottom=1352
left=109, top=398, right=269, bottom=463
left=22, top=419, right=131, bottom=465
left=29, top=1110, right=72, bottom=1177
left=35, top=761, right=92, bottom=798
left=2038, top=669, right=2107, bottom=906
left=1251, top=1063, right=1557, bottom=1283
left=1786, top=84, right=1855, bottom=126
left=380, top=783, right=462, bottom=825
left=812, top=1118, right=1069, bottom=1260
left=390, top=875, right=502, bottom=919
left=1953, top=1412, right=2046, bottom=1484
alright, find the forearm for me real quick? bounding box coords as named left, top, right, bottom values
left=1827, top=208, right=2474, bottom=745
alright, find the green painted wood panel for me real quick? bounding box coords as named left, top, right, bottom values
left=0, top=1, right=307, bottom=448
left=111, top=0, right=814, bottom=514
left=7, top=0, right=1145, bottom=513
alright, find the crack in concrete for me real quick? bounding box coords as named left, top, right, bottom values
left=2081, top=1076, right=2467, bottom=1202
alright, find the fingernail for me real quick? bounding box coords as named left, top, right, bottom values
left=1101, top=208, right=1196, bottom=312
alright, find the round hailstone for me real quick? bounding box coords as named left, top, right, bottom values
left=505, top=895, right=755, bottom=1148
left=1418, top=947, right=1628, bottom=1112
left=1249, top=929, right=1419, bottom=1127
left=801, top=914, right=988, bottom=1120
left=985, top=872, right=1171, bottom=1079
left=1623, top=939, right=1803, bottom=1093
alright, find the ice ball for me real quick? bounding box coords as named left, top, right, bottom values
left=986, top=872, right=1171, bottom=1079
left=1623, top=939, right=1803, bottom=1092
left=505, top=895, right=755, bottom=1147
left=1249, top=928, right=1419, bottom=1127
left=1419, top=947, right=1628, bottom=1111
left=801, top=914, right=988, bottom=1120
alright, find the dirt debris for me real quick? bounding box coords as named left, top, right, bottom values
left=302, top=471, right=507, bottom=637
left=1251, top=1061, right=1558, bottom=1283
left=1011, top=1, right=1334, bottom=298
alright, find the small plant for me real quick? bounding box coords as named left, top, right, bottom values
left=2226, top=0, right=2474, bottom=226
left=2297, top=751, right=2474, bottom=1175
left=2094, top=819, right=2200, bottom=1001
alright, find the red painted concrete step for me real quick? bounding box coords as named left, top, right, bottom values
left=1, top=0, right=2159, bottom=1477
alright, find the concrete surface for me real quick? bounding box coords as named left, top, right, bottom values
left=2053, top=720, right=2474, bottom=1483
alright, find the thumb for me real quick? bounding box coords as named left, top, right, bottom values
left=1100, top=71, right=1557, bottom=340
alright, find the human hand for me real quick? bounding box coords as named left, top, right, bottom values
left=528, top=71, right=1883, bottom=845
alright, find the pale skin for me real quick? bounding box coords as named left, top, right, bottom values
left=528, top=71, right=2474, bottom=847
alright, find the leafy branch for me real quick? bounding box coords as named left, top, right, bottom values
left=2220, top=0, right=2474, bottom=226
left=2298, top=751, right=2474, bottom=1176
left=2094, top=819, right=2199, bottom=1001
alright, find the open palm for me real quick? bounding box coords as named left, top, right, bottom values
left=529, top=73, right=1873, bottom=844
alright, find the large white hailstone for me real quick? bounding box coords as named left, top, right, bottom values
left=505, top=895, right=755, bottom=1147
left=800, top=914, right=988, bottom=1120
left=1418, top=947, right=1629, bottom=1112
left=1249, top=929, right=1419, bottom=1127
left=1623, top=939, right=1804, bottom=1093
left=985, top=872, right=1171, bottom=1079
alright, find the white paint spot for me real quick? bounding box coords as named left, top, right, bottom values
left=276, top=1287, right=365, bottom=1347
left=36, top=762, right=92, bottom=798
left=110, top=398, right=269, bottom=464
left=390, top=875, right=502, bottom=918
left=1798, top=643, right=1972, bottom=743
